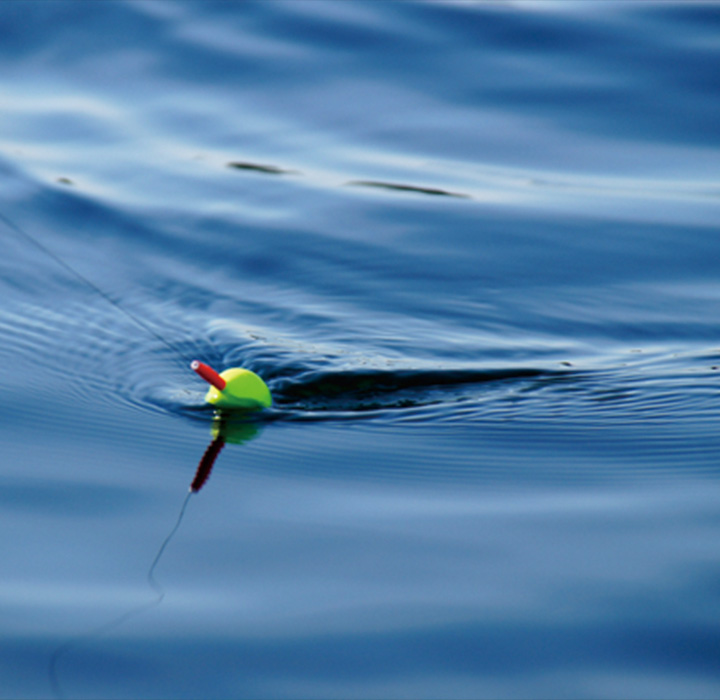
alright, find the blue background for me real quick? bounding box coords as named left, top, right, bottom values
left=1, top=1, right=719, bottom=698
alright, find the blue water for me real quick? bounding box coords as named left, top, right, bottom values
left=1, top=1, right=720, bottom=698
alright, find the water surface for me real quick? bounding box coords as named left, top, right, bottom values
left=1, top=1, right=720, bottom=698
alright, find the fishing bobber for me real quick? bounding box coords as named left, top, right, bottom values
left=191, top=360, right=272, bottom=410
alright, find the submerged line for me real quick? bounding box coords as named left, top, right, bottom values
left=148, top=491, right=192, bottom=595
left=48, top=490, right=194, bottom=699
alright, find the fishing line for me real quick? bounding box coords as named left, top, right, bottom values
left=4, top=205, right=271, bottom=695
left=48, top=490, right=194, bottom=699
left=0, top=209, right=197, bottom=367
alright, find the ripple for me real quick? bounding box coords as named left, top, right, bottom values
left=4, top=281, right=719, bottom=440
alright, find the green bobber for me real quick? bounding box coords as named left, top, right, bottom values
left=191, top=360, right=271, bottom=410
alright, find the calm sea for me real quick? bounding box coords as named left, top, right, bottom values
left=1, top=1, right=719, bottom=698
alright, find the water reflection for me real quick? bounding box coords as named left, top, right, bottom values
left=191, top=416, right=263, bottom=492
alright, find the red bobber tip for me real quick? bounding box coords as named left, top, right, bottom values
left=191, top=360, right=227, bottom=391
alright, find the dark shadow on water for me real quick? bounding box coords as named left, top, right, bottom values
left=223, top=160, right=469, bottom=199
left=226, top=161, right=297, bottom=175
left=174, top=365, right=578, bottom=423
left=269, top=366, right=563, bottom=413
left=346, top=179, right=470, bottom=198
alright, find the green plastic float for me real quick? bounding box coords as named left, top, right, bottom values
left=191, top=360, right=271, bottom=410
